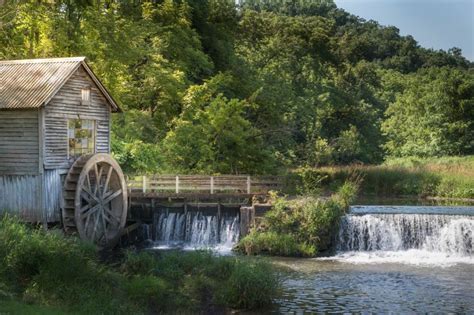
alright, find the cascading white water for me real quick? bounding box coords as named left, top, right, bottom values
left=152, top=210, right=240, bottom=251
left=338, top=214, right=473, bottom=254
left=332, top=206, right=474, bottom=266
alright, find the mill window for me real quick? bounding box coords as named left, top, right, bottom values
left=81, top=88, right=91, bottom=105
left=68, top=119, right=96, bottom=158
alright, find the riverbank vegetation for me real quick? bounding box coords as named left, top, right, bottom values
left=294, top=156, right=474, bottom=199
left=0, top=216, right=278, bottom=314
left=237, top=180, right=359, bottom=257
left=1, top=1, right=472, bottom=175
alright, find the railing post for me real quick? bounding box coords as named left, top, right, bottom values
left=210, top=176, right=214, bottom=194
left=247, top=176, right=251, bottom=194
left=142, top=175, right=147, bottom=193
left=175, top=176, right=179, bottom=194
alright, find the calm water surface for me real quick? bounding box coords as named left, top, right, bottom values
left=269, top=257, right=474, bottom=314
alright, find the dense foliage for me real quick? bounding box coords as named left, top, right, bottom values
left=237, top=180, right=359, bottom=257
left=0, top=216, right=278, bottom=313
left=1, top=0, right=472, bottom=174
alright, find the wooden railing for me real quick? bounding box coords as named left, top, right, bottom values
left=128, top=175, right=282, bottom=195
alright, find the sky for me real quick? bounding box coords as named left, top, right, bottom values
left=334, top=0, right=474, bottom=61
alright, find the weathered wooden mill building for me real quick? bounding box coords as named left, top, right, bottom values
left=0, top=57, right=128, bottom=246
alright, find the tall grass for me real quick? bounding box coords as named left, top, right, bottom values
left=0, top=216, right=129, bottom=314
left=0, top=215, right=279, bottom=313
left=294, top=156, right=474, bottom=199
left=121, top=250, right=279, bottom=311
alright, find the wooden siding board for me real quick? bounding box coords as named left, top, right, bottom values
left=0, top=170, right=62, bottom=222
left=0, top=175, right=40, bottom=221
left=0, top=110, right=39, bottom=175
left=42, top=169, right=62, bottom=221
left=44, top=65, right=110, bottom=169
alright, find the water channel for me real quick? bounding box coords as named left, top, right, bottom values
left=147, top=204, right=474, bottom=313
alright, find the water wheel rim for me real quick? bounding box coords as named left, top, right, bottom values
left=74, top=154, right=128, bottom=247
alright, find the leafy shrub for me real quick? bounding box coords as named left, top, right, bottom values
left=237, top=180, right=359, bottom=257
left=436, top=176, right=474, bottom=199
left=296, top=167, right=329, bottom=195
left=238, top=231, right=316, bottom=257
left=112, top=139, right=164, bottom=174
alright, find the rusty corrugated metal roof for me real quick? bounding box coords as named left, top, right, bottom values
left=0, top=57, right=120, bottom=112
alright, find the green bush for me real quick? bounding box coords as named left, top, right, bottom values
left=436, top=175, right=474, bottom=199
left=238, top=231, right=316, bottom=257
left=237, top=181, right=359, bottom=257
left=112, top=139, right=164, bottom=175
left=296, top=167, right=329, bottom=195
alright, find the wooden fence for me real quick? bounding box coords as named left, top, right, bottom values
left=128, top=175, right=282, bottom=195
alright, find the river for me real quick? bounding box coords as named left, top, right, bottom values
left=147, top=204, right=474, bottom=313
left=268, top=256, right=474, bottom=314
left=268, top=205, right=474, bottom=313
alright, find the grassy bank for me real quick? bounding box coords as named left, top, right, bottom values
left=0, top=216, right=278, bottom=314
left=237, top=181, right=359, bottom=257
left=294, top=156, right=474, bottom=199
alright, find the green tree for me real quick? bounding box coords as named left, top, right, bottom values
left=1, top=0, right=472, bottom=174
left=162, top=78, right=274, bottom=174
left=382, top=67, right=474, bottom=157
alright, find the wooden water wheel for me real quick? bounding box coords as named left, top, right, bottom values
left=62, top=154, right=128, bottom=248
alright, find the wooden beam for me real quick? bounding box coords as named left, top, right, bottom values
left=142, top=175, right=147, bottom=193
left=38, top=108, right=45, bottom=174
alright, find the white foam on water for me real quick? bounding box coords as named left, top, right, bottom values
left=322, top=250, right=474, bottom=267
left=151, top=242, right=236, bottom=255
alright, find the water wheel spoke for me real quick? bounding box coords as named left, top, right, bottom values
left=103, top=212, right=113, bottom=225
left=82, top=186, right=101, bottom=203
left=91, top=210, right=101, bottom=241
left=104, top=206, right=121, bottom=225
left=94, top=165, right=104, bottom=195
left=80, top=202, right=93, bottom=213
left=98, top=231, right=106, bottom=244
left=86, top=173, right=92, bottom=191
left=80, top=203, right=101, bottom=220
left=80, top=191, right=93, bottom=203
left=102, top=166, right=113, bottom=198
left=101, top=211, right=108, bottom=244
left=103, top=189, right=123, bottom=204
left=84, top=209, right=94, bottom=233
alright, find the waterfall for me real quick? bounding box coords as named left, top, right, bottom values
left=151, top=210, right=240, bottom=251
left=332, top=206, right=474, bottom=265
left=338, top=214, right=473, bottom=254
